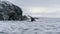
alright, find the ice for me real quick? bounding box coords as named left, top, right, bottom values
left=0, top=18, right=60, bottom=34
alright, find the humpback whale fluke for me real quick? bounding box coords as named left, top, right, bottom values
left=28, top=15, right=35, bottom=21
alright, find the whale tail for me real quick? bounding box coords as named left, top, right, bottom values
left=28, top=15, right=35, bottom=21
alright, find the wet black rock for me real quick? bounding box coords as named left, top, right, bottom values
left=0, top=1, right=23, bottom=20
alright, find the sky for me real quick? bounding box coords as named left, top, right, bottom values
left=1, top=0, right=60, bottom=17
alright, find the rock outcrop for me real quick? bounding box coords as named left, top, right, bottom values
left=0, top=1, right=23, bottom=20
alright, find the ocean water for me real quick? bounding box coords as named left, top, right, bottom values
left=0, top=17, right=60, bottom=34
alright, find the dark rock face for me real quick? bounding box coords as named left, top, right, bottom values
left=0, top=1, right=23, bottom=20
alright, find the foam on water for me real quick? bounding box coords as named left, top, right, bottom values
left=0, top=18, right=60, bottom=34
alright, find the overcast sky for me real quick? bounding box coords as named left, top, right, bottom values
left=2, top=0, right=60, bottom=17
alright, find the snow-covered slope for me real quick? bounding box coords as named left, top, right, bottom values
left=0, top=18, right=60, bottom=34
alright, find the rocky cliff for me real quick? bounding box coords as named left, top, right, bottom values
left=0, top=1, right=23, bottom=20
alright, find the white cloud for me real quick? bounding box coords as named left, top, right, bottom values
left=22, top=6, right=60, bottom=17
